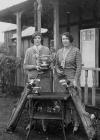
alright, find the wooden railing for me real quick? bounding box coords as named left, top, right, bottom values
left=82, top=67, right=100, bottom=106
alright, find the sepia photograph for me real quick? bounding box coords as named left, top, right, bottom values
left=0, top=0, right=99, bottom=140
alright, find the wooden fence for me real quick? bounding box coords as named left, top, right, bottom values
left=15, top=66, right=100, bottom=107
left=82, top=67, right=100, bottom=106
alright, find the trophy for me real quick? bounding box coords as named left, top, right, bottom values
left=39, top=55, right=51, bottom=71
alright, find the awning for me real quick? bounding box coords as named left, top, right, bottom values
left=12, top=26, right=48, bottom=39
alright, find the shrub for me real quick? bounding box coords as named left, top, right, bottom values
left=0, top=54, right=21, bottom=94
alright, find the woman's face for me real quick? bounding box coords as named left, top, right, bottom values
left=62, top=35, right=70, bottom=47
left=34, top=35, right=41, bottom=46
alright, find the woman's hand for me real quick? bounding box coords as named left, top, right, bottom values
left=73, top=79, right=77, bottom=87
left=56, top=67, right=63, bottom=75
left=36, top=65, right=41, bottom=70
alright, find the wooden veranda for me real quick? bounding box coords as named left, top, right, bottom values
left=0, top=0, right=100, bottom=107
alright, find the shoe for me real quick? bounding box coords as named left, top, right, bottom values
left=26, top=124, right=31, bottom=131
left=42, top=120, right=46, bottom=132
left=73, top=123, right=79, bottom=134
left=6, top=127, right=14, bottom=134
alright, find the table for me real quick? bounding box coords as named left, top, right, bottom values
left=26, top=92, right=70, bottom=140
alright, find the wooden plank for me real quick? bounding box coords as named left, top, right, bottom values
left=34, top=0, right=38, bottom=31
left=84, top=70, right=88, bottom=105
left=53, top=0, right=59, bottom=51
left=16, top=12, right=22, bottom=57
left=92, top=70, right=96, bottom=106
left=37, top=0, right=42, bottom=32
left=82, top=67, right=100, bottom=71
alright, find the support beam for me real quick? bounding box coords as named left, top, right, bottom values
left=53, top=0, right=59, bottom=51
left=34, top=0, right=38, bottom=31
left=84, top=70, right=88, bottom=105
left=34, top=0, right=42, bottom=32
left=37, top=0, right=42, bottom=32
left=16, top=12, right=22, bottom=87
left=92, top=70, right=96, bottom=106
left=16, top=12, right=22, bottom=58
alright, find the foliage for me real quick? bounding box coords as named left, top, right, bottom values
left=0, top=43, right=9, bottom=54
left=0, top=54, right=21, bottom=94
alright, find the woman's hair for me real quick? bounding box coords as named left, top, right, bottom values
left=31, top=31, right=43, bottom=44
left=61, top=32, right=74, bottom=43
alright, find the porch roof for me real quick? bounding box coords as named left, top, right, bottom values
left=0, top=0, right=34, bottom=26
left=0, top=0, right=100, bottom=28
